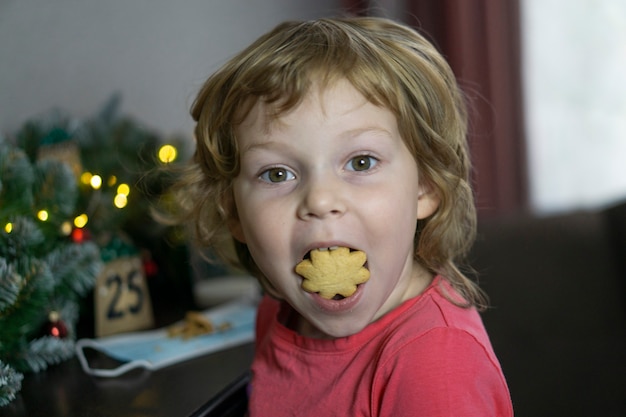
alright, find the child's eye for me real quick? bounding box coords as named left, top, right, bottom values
left=346, top=155, right=378, bottom=172
left=259, top=167, right=296, bottom=183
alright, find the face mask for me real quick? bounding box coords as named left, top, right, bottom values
left=76, top=299, right=256, bottom=378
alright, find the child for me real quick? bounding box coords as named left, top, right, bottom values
left=170, top=16, right=513, bottom=416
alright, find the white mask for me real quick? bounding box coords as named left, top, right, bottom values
left=75, top=299, right=256, bottom=378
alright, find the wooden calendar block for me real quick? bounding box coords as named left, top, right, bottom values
left=95, top=256, right=154, bottom=337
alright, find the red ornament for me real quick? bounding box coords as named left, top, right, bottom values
left=141, top=250, right=158, bottom=277
left=143, top=259, right=158, bottom=277
left=44, top=311, right=68, bottom=338
left=71, top=227, right=91, bottom=243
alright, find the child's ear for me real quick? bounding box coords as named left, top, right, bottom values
left=416, top=182, right=440, bottom=220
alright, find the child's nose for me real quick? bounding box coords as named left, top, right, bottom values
left=296, top=175, right=347, bottom=220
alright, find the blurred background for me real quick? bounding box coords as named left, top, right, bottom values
left=2, top=0, right=625, bottom=215
left=1, top=1, right=624, bottom=416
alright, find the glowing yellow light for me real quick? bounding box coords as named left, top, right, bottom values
left=90, top=175, right=102, bottom=190
left=117, top=183, right=130, bottom=196
left=107, top=175, right=117, bottom=187
left=113, top=194, right=128, bottom=208
left=80, top=172, right=93, bottom=185
left=60, top=221, right=73, bottom=236
left=74, top=214, right=88, bottom=228
left=4, top=223, right=12, bottom=233
left=158, top=144, right=177, bottom=163
left=37, top=210, right=49, bottom=221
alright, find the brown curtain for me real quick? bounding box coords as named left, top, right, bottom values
left=342, top=0, right=528, bottom=217
left=407, top=1, right=528, bottom=217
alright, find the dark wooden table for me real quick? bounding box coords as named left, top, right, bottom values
left=2, top=342, right=254, bottom=417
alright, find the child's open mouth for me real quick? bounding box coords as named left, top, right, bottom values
left=295, top=246, right=370, bottom=301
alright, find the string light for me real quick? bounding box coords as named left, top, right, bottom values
left=80, top=172, right=92, bottom=185
left=90, top=174, right=102, bottom=190
left=107, top=175, right=117, bottom=187
left=117, top=183, right=130, bottom=196
left=4, top=222, right=12, bottom=233
left=74, top=213, right=88, bottom=228
left=81, top=171, right=104, bottom=190
left=158, top=144, right=177, bottom=164
left=113, top=194, right=128, bottom=209
left=112, top=183, right=130, bottom=208
left=60, top=221, right=73, bottom=236
left=37, top=210, right=49, bottom=221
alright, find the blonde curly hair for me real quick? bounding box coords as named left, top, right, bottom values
left=167, top=16, right=486, bottom=308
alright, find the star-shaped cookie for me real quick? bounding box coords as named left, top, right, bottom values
left=295, top=247, right=370, bottom=299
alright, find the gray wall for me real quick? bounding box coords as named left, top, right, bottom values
left=0, top=0, right=342, bottom=138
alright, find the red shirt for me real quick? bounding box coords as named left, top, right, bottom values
left=249, top=276, right=513, bottom=416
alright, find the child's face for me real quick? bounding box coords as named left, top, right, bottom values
left=230, top=79, right=438, bottom=338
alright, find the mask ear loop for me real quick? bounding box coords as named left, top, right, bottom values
left=75, top=338, right=154, bottom=377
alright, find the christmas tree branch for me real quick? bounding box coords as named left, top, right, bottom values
left=0, top=360, right=23, bottom=407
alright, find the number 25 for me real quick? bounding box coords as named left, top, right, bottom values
left=105, top=269, right=144, bottom=320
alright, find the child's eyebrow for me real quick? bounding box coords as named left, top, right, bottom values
left=342, top=127, right=394, bottom=139
left=240, top=127, right=395, bottom=154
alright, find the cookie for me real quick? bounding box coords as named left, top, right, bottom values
left=167, top=311, right=231, bottom=339
left=295, top=247, right=370, bottom=299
